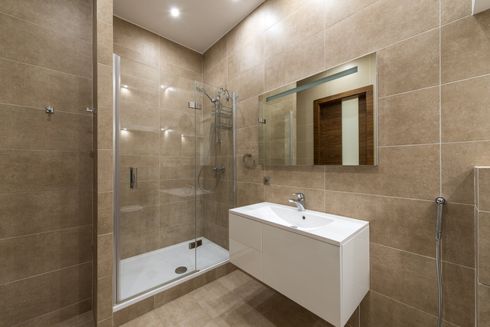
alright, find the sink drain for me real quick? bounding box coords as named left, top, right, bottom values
left=175, top=266, right=187, bottom=274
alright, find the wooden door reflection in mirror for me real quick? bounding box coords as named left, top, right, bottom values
left=313, top=85, right=373, bottom=165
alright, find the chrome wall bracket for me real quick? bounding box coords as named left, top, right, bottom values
left=45, top=105, right=54, bottom=114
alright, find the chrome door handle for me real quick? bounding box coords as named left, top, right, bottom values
left=130, top=167, right=137, bottom=189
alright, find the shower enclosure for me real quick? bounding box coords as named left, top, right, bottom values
left=113, top=54, right=236, bottom=303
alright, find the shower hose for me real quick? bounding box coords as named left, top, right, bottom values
left=435, top=196, right=446, bottom=327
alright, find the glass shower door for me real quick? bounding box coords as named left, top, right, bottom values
left=114, top=54, right=198, bottom=303
left=194, top=81, right=234, bottom=271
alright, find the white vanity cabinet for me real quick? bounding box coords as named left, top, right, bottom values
left=229, top=203, right=369, bottom=327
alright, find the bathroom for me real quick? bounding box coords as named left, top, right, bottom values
left=0, top=0, right=489, bottom=326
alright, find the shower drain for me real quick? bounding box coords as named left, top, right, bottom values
left=175, top=266, right=188, bottom=274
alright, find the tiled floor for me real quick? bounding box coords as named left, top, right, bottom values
left=121, top=270, right=333, bottom=327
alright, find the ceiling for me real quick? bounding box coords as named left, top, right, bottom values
left=114, top=0, right=265, bottom=54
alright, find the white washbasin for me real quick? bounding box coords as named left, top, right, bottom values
left=230, top=202, right=368, bottom=245
left=247, top=205, right=333, bottom=230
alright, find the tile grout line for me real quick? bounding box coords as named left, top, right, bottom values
left=0, top=101, right=94, bottom=117
left=0, top=53, right=93, bottom=82
left=373, top=241, right=476, bottom=271
left=0, top=224, right=93, bottom=242
left=1, top=261, right=92, bottom=287
left=369, top=290, right=461, bottom=327
left=11, top=298, right=93, bottom=327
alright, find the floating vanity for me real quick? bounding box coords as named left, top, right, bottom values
left=229, top=202, right=369, bottom=327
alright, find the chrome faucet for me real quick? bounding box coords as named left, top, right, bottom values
left=288, top=192, right=306, bottom=211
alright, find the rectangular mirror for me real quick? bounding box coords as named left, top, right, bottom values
left=259, top=53, right=377, bottom=166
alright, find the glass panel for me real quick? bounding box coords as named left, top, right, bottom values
left=194, top=81, right=233, bottom=271
left=114, top=54, right=197, bottom=302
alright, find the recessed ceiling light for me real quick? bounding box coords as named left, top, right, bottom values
left=170, top=7, right=180, bottom=18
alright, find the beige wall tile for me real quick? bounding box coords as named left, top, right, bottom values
left=233, top=64, right=264, bottom=101
left=324, top=0, right=438, bottom=69
left=0, top=13, right=92, bottom=78
left=16, top=300, right=92, bottom=327
left=0, top=226, right=92, bottom=284
left=370, top=243, right=437, bottom=314
left=325, top=145, right=439, bottom=200
left=265, top=166, right=324, bottom=189
left=97, top=20, right=113, bottom=66
left=0, top=0, right=93, bottom=42
left=228, top=37, right=264, bottom=79
left=236, top=97, right=259, bottom=129
left=379, top=87, right=439, bottom=146
left=0, top=150, right=92, bottom=193
left=0, top=189, right=92, bottom=238
left=96, top=275, right=113, bottom=322
left=97, top=192, right=113, bottom=235
left=264, top=1, right=325, bottom=59
left=226, top=8, right=265, bottom=54
left=97, top=149, right=113, bottom=194
left=442, top=75, right=490, bottom=142
left=442, top=262, right=475, bottom=326
left=442, top=11, right=490, bottom=83
left=97, top=105, right=113, bottom=150
left=0, top=104, right=93, bottom=152
left=480, top=283, right=490, bottom=326
left=97, top=0, right=113, bottom=26
left=360, top=291, right=438, bottom=327
left=442, top=0, right=472, bottom=24
left=378, top=30, right=439, bottom=97
left=160, top=38, right=202, bottom=75
left=371, top=243, right=475, bottom=326
left=442, top=141, right=490, bottom=204
left=120, top=56, right=159, bottom=82
left=120, top=181, right=159, bottom=208
left=0, top=263, right=92, bottom=326
left=204, top=37, right=227, bottom=73
left=120, top=130, right=159, bottom=156
left=479, top=211, right=490, bottom=284
left=237, top=182, right=264, bottom=206
left=479, top=168, right=490, bottom=211
left=97, top=63, right=113, bottom=110
left=442, top=203, right=475, bottom=267
left=97, top=233, right=113, bottom=278
left=120, top=206, right=160, bottom=258
left=0, top=59, right=92, bottom=114
left=325, top=192, right=474, bottom=267
left=114, top=17, right=160, bottom=68
left=204, top=58, right=228, bottom=89
left=325, top=0, right=379, bottom=28
left=265, top=31, right=324, bottom=90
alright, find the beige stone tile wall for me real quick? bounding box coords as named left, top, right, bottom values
left=0, top=1, right=94, bottom=326
left=203, top=0, right=488, bottom=325
left=94, top=0, right=114, bottom=325
left=113, top=17, right=204, bottom=258
left=476, top=167, right=490, bottom=326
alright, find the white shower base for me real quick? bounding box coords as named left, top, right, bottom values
left=119, top=237, right=229, bottom=300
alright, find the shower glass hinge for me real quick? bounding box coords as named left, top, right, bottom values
left=188, top=239, right=203, bottom=249
left=258, top=118, right=267, bottom=124
left=86, top=107, right=96, bottom=113
left=188, top=101, right=202, bottom=110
